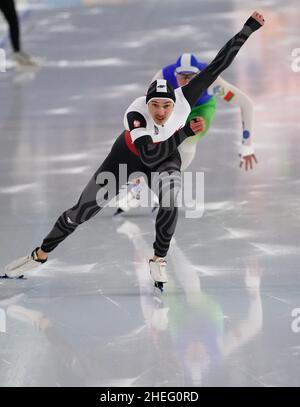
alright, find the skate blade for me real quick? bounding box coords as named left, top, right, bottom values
left=154, top=281, right=164, bottom=292
left=113, top=208, right=125, bottom=217
left=0, top=274, right=25, bottom=280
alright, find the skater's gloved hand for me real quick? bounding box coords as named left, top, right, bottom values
left=244, top=11, right=265, bottom=32
left=183, top=116, right=206, bottom=136
left=189, top=116, right=206, bottom=135
left=239, top=143, right=258, bottom=171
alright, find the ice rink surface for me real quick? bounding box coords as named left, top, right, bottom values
left=0, top=0, right=300, bottom=387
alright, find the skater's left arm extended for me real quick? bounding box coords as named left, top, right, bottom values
left=181, top=11, right=265, bottom=109
left=208, top=76, right=257, bottom=170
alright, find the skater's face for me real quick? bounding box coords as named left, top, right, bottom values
left=148, top=99, right=175, bottom=125
left=176, top=72, right=197, bottom=87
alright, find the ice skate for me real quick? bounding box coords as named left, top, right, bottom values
left=3, top=248, right=47, bottom=279
left=14, top=51, right=39, bottom=68
left=113, top=181, right=142, bottom=216
left=113, top=207, right=125, bottom=217
left=149, top=258, right=168, bottom=292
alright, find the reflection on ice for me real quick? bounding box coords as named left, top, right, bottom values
left=250, top=243, right=299, bottom=256
left=0, top=184, right=37, bottom=194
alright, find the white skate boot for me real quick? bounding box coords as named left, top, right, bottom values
left=14, top=51, right=39, bottom=68
left=3, top=248, right=47, bottom=279
left=149, top=258, right=168, bottom=292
